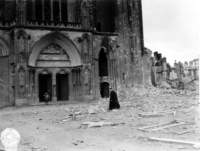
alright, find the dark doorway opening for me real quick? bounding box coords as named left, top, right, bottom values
left=100, top=82, right=109, bottom=98
left=39, top=74, right=52, bottom=102
left=99, top=48, right=108, bottom=77
left=56, top=73, right=69, bottom=101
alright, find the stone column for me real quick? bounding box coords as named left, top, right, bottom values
left=34, top=70, right=39, bottom=104
left=68, top=71, right=73, bottom=100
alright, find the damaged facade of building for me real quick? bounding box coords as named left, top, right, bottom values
left=150, top=49, right=199, bottom=89
left=0, top=0, right=150, bottom=107
left=150, top=51, right=171, bottom=87
left=183, top=59, right=199, bottom=80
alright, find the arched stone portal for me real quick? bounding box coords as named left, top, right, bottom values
left=28, top=32, right=82, bottom=103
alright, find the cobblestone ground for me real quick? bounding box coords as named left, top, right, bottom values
left=0, top=87, right=199, bottom=151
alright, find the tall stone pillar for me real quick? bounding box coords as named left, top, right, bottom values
left=68, top=70, right=73, bottom=100
left=34, top=70, right=39, bottom=104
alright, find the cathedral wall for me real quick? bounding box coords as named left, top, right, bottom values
left=114, top=0, right=145, bottom=89
left=0, top=0, right=148, bottom=107
left=0, top=30, right=14, bottom=108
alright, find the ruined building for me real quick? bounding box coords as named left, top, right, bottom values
left=183, top=59, right=199, bottom=80
left=150, top=50, right=199, bottom=89
left=0, top=0, right=149, bottom=107
left=151, top=51, right=171, bottom=87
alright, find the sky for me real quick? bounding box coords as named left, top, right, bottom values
left=142, top=0, right=200, bottom=65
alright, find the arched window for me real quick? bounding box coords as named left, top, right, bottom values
left=44, top=0, right=51, bottom=23
left=28, top=0, right=81, bottom=24
left=61, top=0, right=68, bottom=23
left=95, top=0, right=116, bottom=32
left=26, top=0, right=33, bottom=22
left=0, top=0, right=5, bottom=22
left=35, top=0, right=42, bottom=23
left=53, top=0, right=60, bottom=23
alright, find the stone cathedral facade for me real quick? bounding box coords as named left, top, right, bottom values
left=0, top=0, right=151, bottom=107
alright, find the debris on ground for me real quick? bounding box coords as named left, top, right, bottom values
left=81, top=121, right=125, bottom=128
left=147, top=137, right=200, bottom=149
left=138, top=120, right=186, bottom=132
left=138, top=111, right=172, bottom=118
left=72, top=140, right=84, bottom=146
left=0, top=80, right=198, bottom=151
left=118, top=79, right=199, bottom=100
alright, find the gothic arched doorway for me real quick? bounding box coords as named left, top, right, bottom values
left=99, top=48, right=108, bottom=77
left=100, top=82, right=109, bottom=98
left=56, top=73, right=69, bottom=101
left=98, top=48, right=109, bottom=98
left=29, top=32, right=82, bottom=103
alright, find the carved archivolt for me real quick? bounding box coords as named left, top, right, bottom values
left=29, top=32, right=82, bottom=67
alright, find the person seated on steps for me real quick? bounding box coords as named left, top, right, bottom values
left=43, top=91, right=50, bottom=105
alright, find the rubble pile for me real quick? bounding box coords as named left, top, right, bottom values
left=184, top=79, right=199, bottom=91
left=118, top=83, right=198, bottom=100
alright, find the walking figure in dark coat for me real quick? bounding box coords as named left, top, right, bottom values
left=109, top=90, right=120, bottom=110
left=43, top=92, right=50, bottom=105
